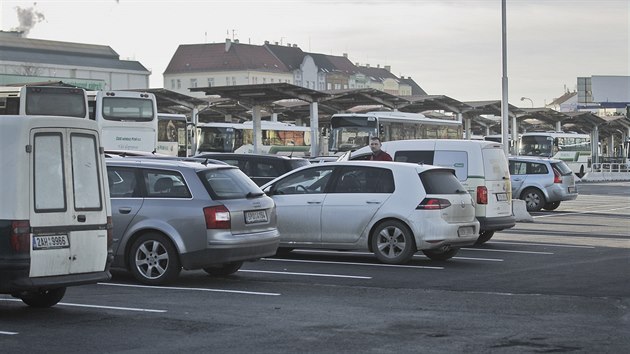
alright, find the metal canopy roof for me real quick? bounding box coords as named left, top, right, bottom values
left=320, top=88, right=409, bottom=111
left=189, top=83, right=329, bottom=106
left=399, top=95, right=471, bottom=114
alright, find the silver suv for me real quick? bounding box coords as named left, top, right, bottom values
left=106, top=158, right=279, bottom=284
left=508, top=156, right=578, bottom=212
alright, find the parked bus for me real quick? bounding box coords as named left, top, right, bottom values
left=88, top=90, right=158, bottom=153
left=0, top=85, right=88, bottom=118
left=196, top=121, right=311, bottom=155
left=328, top=111, right=462, bottom=153
left=157, top=113, right=189, bottom=156
left=518, top=131, right=591, bottom=177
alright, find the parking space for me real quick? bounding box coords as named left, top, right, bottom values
left=2, top=183, right=628, bottom=352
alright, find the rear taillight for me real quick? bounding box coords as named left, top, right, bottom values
left=417, top=198, right=452, bottom=210
left=476, top=186, right=488, bottom=205
left=10, top=220, right=30, bottom=254
left=552, top=167, right=562, bottom=183
left=204, top=205, right=231, bottom=229
left=106, top=216, right=114, bottom=248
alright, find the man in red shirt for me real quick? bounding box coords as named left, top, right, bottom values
left=369, top=137, right=393, bottom=161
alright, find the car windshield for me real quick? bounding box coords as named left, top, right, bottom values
left=199, top=168, right=263, bottom=200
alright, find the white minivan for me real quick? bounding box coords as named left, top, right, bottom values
left=348, top=139, right=515, bottom=244
left=0, top=115, right=112, bottom=307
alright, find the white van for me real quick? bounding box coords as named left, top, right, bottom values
left=348, top=139, right=515, bottom=244
left=0, top=115, right=112, bottom=307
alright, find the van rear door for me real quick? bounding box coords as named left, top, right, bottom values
left=29, top=128, right=109, bottom=277
left=480, top=147, right=512, bottom=217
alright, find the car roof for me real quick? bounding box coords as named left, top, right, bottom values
left=194, top=153, right=306, bottom=161
left=508, top=156, right=562, bottom=163
left=105, top=157, right=237, bottom=171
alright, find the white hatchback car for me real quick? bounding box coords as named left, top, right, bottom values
left=261, top=161, right=479, bottom=264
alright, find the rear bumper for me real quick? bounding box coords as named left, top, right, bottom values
left=478, top=215, right=516, bottom=232
left=179, top=230, right=280, bottom=269
left=1, top=253, right=113, bottom=293
left=1, top=268, right=111, bottom=293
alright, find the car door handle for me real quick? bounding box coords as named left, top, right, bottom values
left=118, top=207, right=133, bottom=214
left=307, top=201, right=322, bottom=204
left=366, top=201, right=381, bottom=204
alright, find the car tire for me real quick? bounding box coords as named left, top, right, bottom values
left=422, top=247, right=460, bottom=261
left=128, top=232, right=181, bottom=285
left=371, top=220, right=417, bottom=264
left=203, top=261, right=243, bottom=276
left=18, top=287, right=66, bottom=308
left=474, top=230, right=495, bottom=245
left=543, top=201, right=561, bottom=211
left=521, top=188, right=545, bottom=212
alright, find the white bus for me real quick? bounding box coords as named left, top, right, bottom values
left=88, top=90, right=158, bottom=153
left=196, top=121, right=311, bottom=155
left=158, top=113, right=189, bottom=156
left=328, top=111, right=463, bottom=153
left=518, top=131, right=591, bottom=177
left=0, top=85, right=88, bottom=118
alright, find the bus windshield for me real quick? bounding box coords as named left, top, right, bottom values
left=102, top=97, right=154, bottom=121
left=198, top=126, right=238, bottom=152
left=519, top=135, right=554, bottom=157
left=330, top=116, right=377, bottom=152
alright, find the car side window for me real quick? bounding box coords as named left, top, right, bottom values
left=144, top=170, right=191, bottom=198
left=254, top=160, right=281, bottom=177
left=332, top=166, right=394, bottom=194
left=527, top=163, right=548, bottom=175
left=107, top=167, right=139, bottom=198
left=509, top=161, right=526, bottom=175
left=273, top=166, right=334, bottom=195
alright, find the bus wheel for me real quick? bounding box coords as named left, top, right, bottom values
left=578, top=166, right=585, bottom=178
left=19, top=287, right=66, bottom=308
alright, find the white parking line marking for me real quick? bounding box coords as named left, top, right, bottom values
left=262, top=258, right=444, bottom=270
left=461, top=248, right=554, bottom=255
left=533, top=206, right=630, bottom=218
left=0, top=331, right=18, bottom=335
left=99, top=282, right=281, bottom=296
left=489, top=241, right=596, bottom=249
left=0, top=298, right=166, bottom=313
left=292, top=249, right=503, bottom=262
left=239, top=269, right=372, bottom=279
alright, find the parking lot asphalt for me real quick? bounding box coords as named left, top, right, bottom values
left=2, top=181, right=629, bottom=353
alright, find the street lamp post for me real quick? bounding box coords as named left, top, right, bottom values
left=520, top=96, right=534, bottom=108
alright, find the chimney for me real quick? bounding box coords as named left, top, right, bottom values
left=384, top=65, right=391, bottom=72
left=225, top=38, right=232, bottom=52
left=343, top=53, right=348, bottom=58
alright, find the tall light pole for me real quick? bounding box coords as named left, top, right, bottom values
left=501, top=0, right=509, bottom=156
left=520, top=96, right=534, bottom=108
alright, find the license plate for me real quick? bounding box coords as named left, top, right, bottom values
left=496, top=193, right=508, bottom=201
left=33, top=235, right=70, bottom=250
left=245, top=210, right=268, bottom=224
left=458, top=226, right=475, bottom=237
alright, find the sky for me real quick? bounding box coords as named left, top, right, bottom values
left=0, top=0, right=628, bottom=108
